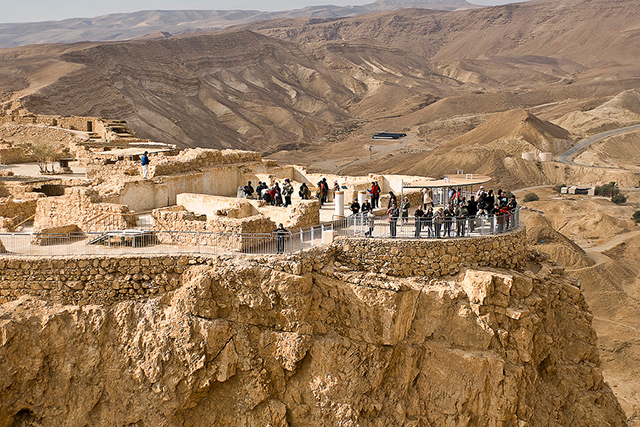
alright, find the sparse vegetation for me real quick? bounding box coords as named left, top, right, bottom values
left=595, top=182, right=619, bottom=197
left=28, top=141, right=62, bottom=174
left=552, top=184, right=566, bottom=193
left=523, top=193, right=540, bottom=202
left=633, top=210, right=640, bottom=223
left=595, top=182, right=627, bottom=204
left=611, top=193, right=627, bottom=205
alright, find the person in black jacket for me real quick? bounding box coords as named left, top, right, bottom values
left=387, top=202, right=399, bottom=238
left=388, top=191, right=397, bottom=209
left=350, top=200, right=360, bottom=215
left=275, top=223, right=288, bottom=254
left=414, top=205, right=424, bottom=238
left=424, top=207, right=434, bottom=238
left=467, top=195, right=478, bottom=232
left=443, top=205, right=454, bottom=237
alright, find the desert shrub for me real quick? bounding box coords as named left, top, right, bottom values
left=552, top=184, right=566, bottom=193
left=611, top=193, right=627, bottom=205
left=595, top=182, right=620, bottom=197
left=632, top=210, right=640, bottom=223
left=523, top=193, right=540, bottom=202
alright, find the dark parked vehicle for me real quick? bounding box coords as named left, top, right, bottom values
left=372, top=131, right=407, bottom=140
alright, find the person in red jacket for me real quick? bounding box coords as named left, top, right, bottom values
left=369, top=181, right=380, bottom=208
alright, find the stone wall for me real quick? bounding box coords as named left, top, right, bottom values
left=0, top=197, right=39, bottom=230
left=333, top=226, right=527, bottom=277
left=0, top=255, right=197, bottom=305
left=152, top=148, right=262, bottom=177
left=0, top=197, right=38, bottom=219
left=0, top=226, right=527, bottom=305
left=249, top=200, right=320, bottom=230
left=0, top=146, right=34, bottom=164
left=34, top=188, right=134, bottom=232
left=152, top=207, right=277, bottom=252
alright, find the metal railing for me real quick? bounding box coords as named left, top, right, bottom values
left=332, top=207, right=521, bottom=240
left=0, top=209, right=520, bottom=258
left=0, top=223, right=336, bottom=257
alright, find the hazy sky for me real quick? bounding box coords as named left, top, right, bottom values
left=1, top=0, right=530, bottom=24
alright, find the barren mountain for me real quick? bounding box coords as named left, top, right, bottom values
left=0, top=0, right=475, bottom=48
left=382, top=109, right=573, bottom=186
left=0, top=0, right=638, bottom=160
left=244, top=0, right=640, bottom=69
left=2, top=31, right=458, bottom=151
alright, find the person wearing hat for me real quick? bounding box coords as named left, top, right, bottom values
left=141, top=151, right=150, bottom=179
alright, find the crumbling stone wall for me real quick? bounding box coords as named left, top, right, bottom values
left=152, top=148, right=262, bottom=177
left=152, top=207, right=276, bottom=252
left=0, top=197, right=39, bottom=230
left=34, top=188, right=134, bottom=232
left=0, top=198, right=38, bottom=219
left=0, top=146, right=33, bottom=164
left=250, top=200, right=320, bottom=230
left=0, top=255, right=194, bottom=305
left=334, top=226, right=527, bottom=277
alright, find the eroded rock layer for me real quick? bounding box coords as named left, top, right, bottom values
left=0, top=247, right=627, bottom=426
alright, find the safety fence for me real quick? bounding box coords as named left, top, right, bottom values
left=0, top=209, right=520, bottom=257
left=332, top=207, right=521, bottom=239
left=0, top=223, right=336, bottom=257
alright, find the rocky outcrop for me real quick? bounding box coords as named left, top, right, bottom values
left=0, top=248, right=627, bottom=426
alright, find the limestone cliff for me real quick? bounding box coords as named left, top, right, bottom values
left=0, top=248, right=627, bottom=426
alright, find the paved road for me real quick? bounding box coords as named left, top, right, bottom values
left=558, top=123, right=640, bottom=165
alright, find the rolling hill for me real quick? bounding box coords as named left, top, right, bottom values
left=0, top=0, right=475, bottom=48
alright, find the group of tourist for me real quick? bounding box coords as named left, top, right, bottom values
left=381, top=186, right=518, bottom=238
left=242, top=176, right=347, bottom=208
left=347, top=184, right=518, bottom=239
left=240, top=179, right=297, bottom=207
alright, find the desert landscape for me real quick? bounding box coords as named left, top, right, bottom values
left=1, top=0, right=640, bottom=425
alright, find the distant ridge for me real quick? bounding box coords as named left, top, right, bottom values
left=0, top=0, right=475, bottom=48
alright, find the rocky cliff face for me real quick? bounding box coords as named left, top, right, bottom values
left=0, top=249, right=627, bottom=426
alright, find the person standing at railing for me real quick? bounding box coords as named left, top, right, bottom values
left=456, top=201, right=468, bottom=237
left=489, top=203, right=501, bottom=233
left=365, top=213, right=376, bottom=237
left=361, top=199, right=372, bottom=214
left=443, top=204, right=454, bottom=238
left=387, top=202, right=399, bottom=238
left=467, top=195, right=478, bottom=233
left=433, top=207, right=443, bottom=238
left=387, top=191, right=397, bottom=209
left=424, top=206, right=434, bottom=237
left=506, top=195, right=518, bottom=229
left=401, top=197, right=410, bottom=225
left=414, top=205, right=424, bottom=238
left=350, top=199, right=360, bottom=215
left=275, top=223, right=288, bottom=254
left=141, top=151, right=150, bottom=179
